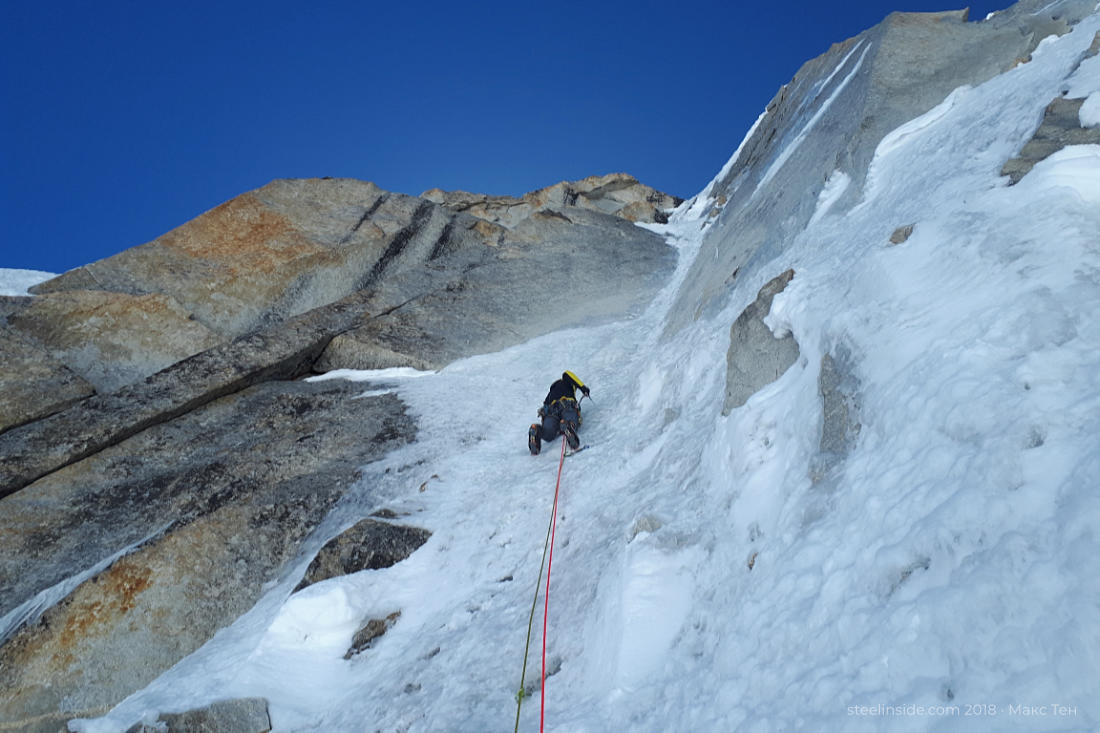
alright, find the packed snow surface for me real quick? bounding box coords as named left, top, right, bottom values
left=77, top=11, right=1100, bottom=733
left=809, top=169, right=852, bottom=226
left=0, top=268, right=55, bottom=296
left=1079, top=91, right=1100, bottom=127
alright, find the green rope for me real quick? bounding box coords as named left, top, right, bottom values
left=513, top=462, right=561, bottom=732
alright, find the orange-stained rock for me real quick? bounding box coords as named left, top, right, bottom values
left=0, top=380, right=414, bottom=722
left=32, top=180, right=390, bottom=339
left=7, top=290, right=220, bottom=392
left=0, top=325, right=94, bottom=435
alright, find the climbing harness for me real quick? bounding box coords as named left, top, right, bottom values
left=514, top=436, right=568, bottom=733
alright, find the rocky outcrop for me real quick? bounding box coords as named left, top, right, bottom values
left=124, top=698, right=272, bottom=733
left=813, top=346, right=863, bottom=483
left=0, top=290, right=373, bottom=499
left=889, top=223, right=915, bottom=245
left=316, top=206, right=674, bottom=371
left=0, top=381, right=414, bottom=724
left=294, top=518, right=431, bottom=592
left=723, top=270, right=799, bottom=414
left=422, top=173, right=682, bottom=228
left=345, top=611, right=402, bottom=660
left=1001, top=96, right=1100, bottom=183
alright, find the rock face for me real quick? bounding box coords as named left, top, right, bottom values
left=0, top=172, right=677, bottom=728
left=316, top=205, right=673, bottom=371
left=0, top=326, right=93, bottom=436
left=6, top=290, right=221, bottom=393
left=294, top=518, right=432, bottom=592
left=0, top=290, right=374, bottom=499
left=316, top=174, right=678, bottom=372
left=0, top=381, right=413, bottom=724
left=124, top=698, right=272, bottom=733
left=813, top=346, right=863, bottom=483
left=18, top=175, right=676, bottom=392
left=723, top=270, right=799, bottom=415
left=30, top=179, right=396, bottom=339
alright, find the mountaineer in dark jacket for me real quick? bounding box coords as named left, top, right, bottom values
left=528, top=370, right=590, bottom=455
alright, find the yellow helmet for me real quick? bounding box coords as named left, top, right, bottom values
left=563, top=370, right=590, bottom=397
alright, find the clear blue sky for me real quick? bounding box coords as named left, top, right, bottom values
left=2, top=1, right=1008, bottom=274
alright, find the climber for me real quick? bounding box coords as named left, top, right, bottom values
left=528, top=370, right=590, bottom=455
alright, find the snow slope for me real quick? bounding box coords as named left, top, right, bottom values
left=78, top=10, right=1100, bottom=733
left=0, top=268, right=55, bottom=296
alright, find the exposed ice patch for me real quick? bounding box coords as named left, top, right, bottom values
left=306, top=367, right=436, bottom=383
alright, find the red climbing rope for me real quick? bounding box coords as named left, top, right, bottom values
left=540, top=436, right=567, bottom=732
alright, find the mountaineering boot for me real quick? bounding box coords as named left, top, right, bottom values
left=528, top=424, right=541, bottom=455
left=562, top=422, right=580, bottom=451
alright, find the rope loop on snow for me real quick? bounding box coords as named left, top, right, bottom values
left=514, top=436, right=568, bottom=733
